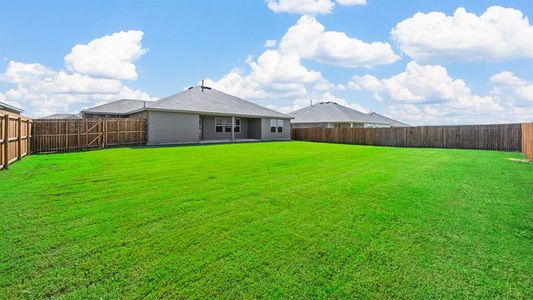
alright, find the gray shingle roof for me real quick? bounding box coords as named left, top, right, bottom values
left=0, top=101, right=23, bottom=114
left=289, top=102, right=382, bottom=124
left=38, top=113, right=80, bottom=120
left=144, top=87, right=290, bottom=119
left=83, top=99, right=149, bottom=115
left=368, top=112, right=409, bottom=127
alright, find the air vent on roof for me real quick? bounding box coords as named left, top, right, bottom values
left=188, top=87, right=194, bottom=90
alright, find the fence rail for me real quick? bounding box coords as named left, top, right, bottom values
left=292, top=123, right=526, bottom=153
left=0, top=114, right=32, bottom=170
left=32, top=119, right=146, bottom=153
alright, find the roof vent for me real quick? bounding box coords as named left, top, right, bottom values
left=188, top=87, right=194, bottom=90
left=200, top=80, right=212, bottom=92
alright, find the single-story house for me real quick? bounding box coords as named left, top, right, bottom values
left=289, top=101, right=409, bottom=128
left=0, top=102, right=24, bottom=117
left=38, top=113, right=80, bottom=120
left=82, top=86, right=292, bottom=145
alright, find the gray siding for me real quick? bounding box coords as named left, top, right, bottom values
left=148, top=111, right=199, bottom=145
left=201, top=116, right=249, bottom=140
left=248, top=119, right=262, bottom=139
left=261, top=118, right=291, bottom=140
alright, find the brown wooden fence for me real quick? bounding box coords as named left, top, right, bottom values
left=522, top=123, right=533, bottom=160
left=32, top=118, right=146, bottom=153
left=291, top=124, right=525, bottom=152
left=0, top=114, right=32, bottom=170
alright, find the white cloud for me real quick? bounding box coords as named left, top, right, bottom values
left=264, top=39, right=277, bottom=48
left=0, top=61, right=56, bottom=83
left=490, top=71, right=533, bottom=101
left=64, top=30, right=147, bottom=80
left=207, top=15, right=397, bottom=102
left=391, top=6, right=533, bottom=61
left=336, top=0, right=366, bottom=6
left=0, top=30, right=154, bottom=117
left=280, top=15, right=399, bottom=68
left=206, top=50, right=324, bottom=99
left=346, top=61, right=530, bottom=125
left=265, top=0, right=366, bottom=14
left=266, top=0, right=335, bottom=15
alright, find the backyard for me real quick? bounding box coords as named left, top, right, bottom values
left=0, top=141, right=531, bottom=298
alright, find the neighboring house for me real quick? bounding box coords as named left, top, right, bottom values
left=38, top=113, right=80, bottom=120
left=82, top=86, right=292, bottom=145
left=289, top=102, right=408, bottom=128
left=0, top=102, right=23, bottom=117
left=367, top=112, right=409, bottom=127
left=82, top=99, right=149, bottom=119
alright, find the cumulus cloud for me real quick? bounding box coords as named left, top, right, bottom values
left=391, top=6, right=533, bottom=61
left=207, top=15, right=397, bottom=103
left=336, top=0, right=366, bottom=5
left=0, top=30, right=154, bottom=117
left=346, top=61, right=532, bottom=125
left=490, top=71, right=533, bottom=102
left=65, top=30, right=147, bottom=80
left=266, top=0, right=366, bottom=14
left=281, top=16, right=399, bottom=68
left=264, top=39, right=277, bottom=48
left=266, top=0, right=335, bottom=15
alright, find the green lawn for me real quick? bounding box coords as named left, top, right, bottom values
left=1, top=141, right=531, bottom=298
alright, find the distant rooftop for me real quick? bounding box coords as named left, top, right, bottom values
left=289, top=101, right=408, bottom=126
left=38, top=113, right=80, bottom=120
left=82, top=99, right=150, bottom=115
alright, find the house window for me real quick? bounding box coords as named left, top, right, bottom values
left=215, top=118, right=223, bottom=132
left=277, top=119, right=283, bottom=133
left=224, top=118, right=232, bottom=132
left=216, top=117, right=241, bottom=133
left=234, top=118, right=241, bottom=133
left=270, top=119, right=276, bottom=133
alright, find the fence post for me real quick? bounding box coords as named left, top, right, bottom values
left=65, top=120, right=69, bottom=151
left=26, top=120, right=31, bottom=155
left=17, top=117, right=22, bottom=160
left=4, top=115, right=9, bottom=169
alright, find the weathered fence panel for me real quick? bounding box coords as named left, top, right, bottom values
left=522, top=123, right=533, bottom=160
left=0, top=115, right=32, bottom=170
left=291, top=124, right=524, bottom=152
left=32, top=119, right=146, bottom=153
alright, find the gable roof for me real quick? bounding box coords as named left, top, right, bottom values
left=368, top=112, right=409, bottom=127
left=82, top=99, right=149, bottom=115
left=289, top=102, right=382, bottom=124
left=0, top=102, right=23, bottom=114
left=38, top=113, right=80, bottom=120
left=142, top=86, right=290, bottom=119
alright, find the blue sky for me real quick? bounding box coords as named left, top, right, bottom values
left=0, top=0, right=532, bottom=124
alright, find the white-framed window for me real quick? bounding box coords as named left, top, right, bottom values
left=270, top=119, right=284, bottom=133
left=234, top=118, right=241, bottom=133
left=215, top=118, right=223, bottom=132
left=215, top=117, right=241, bottom=133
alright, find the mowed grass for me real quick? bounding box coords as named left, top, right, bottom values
left=0, top=141, right=531, bottom=299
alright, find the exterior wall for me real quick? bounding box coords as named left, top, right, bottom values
left=127, top=111, right=148, bottom=120
left=147, top=111, right=199, bottom=145
left=248, top=119, right=262, bottom=139
left=201, top=116, right=249, bottom=140
left=261, top=118, right=291, bottom=140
